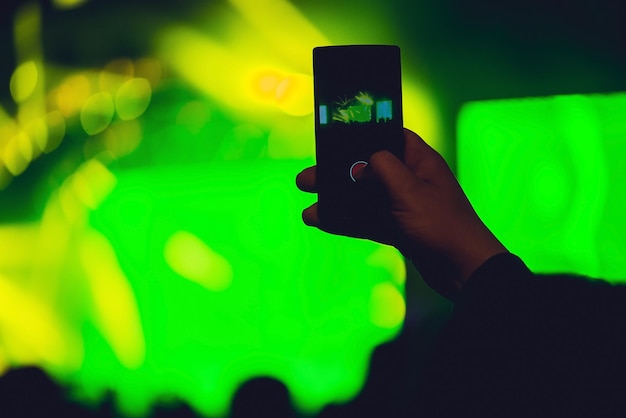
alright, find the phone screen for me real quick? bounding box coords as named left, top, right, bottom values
left=313, top=45, right=404, bottom=228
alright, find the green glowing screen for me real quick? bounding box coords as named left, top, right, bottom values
left=458, top=93, right=626, bottom=281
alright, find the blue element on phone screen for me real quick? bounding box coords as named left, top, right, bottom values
left=376, top=100, right=392, bottom=122
left=319, top=105, right=328, bottom=124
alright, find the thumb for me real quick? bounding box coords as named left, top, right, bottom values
left=368, top=150, right=421, bottom=206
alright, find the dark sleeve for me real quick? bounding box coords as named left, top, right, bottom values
left=416, top=253, right=626, bottom=417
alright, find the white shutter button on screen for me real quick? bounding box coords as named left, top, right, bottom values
left=349, top=161, right=368, bottom=182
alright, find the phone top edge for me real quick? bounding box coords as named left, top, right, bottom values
left=313, top=45, right=400, bottom=51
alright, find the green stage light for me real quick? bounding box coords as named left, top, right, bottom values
left=458, top=93, right=626, bottom=281
left=83, top=159, right=405, bottom=416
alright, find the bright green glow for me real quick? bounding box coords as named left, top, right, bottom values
left=85, top=160, right=405, bottom=416
left=458, top=92, right=626, bottom=281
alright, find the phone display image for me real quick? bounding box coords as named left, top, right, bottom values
left=318, top=91, right=394, bottom=125
left=313, top=45, right=404, bottom=228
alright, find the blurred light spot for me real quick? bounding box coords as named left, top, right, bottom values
left=10, top=61, right=38, bottom=103
left=17, top=130, right=34, bottom=162
left=252, top=70, right=283, bottom=100
left=0, top=349, right=6, bottom=375
left=369, top=283, right=405, bottom=329
left=79, top=230, right=145, bottom=369
left=22, top=118, right=47, bottom=159
left=176, top=101, right=211, bottom=134
left=40, top=111, right=66, bottom=153
left=0, top=165, right=12, bottom=190
left=366, top=246, right=406, bottom=286
left=403, top=80, right=443, bottom=153
left=81, top=92, right=115, bottom=135
left=0, top=274, right=70, bottom=367
left=268, top=116, right=314, bottom=159
left=58, top=183, right=84, bottom=224
left=160, top=28, right=259, bottom=112
left=13, top=3, right=41, bottom=61
left=274, top=74, right=313, bottom=117
left=4, top=135, right=29, bottom=176
left=55, top=74, right=92, bottom=117
left=103, top=120, right=143, bottom=158
left=71, top=159, right=117, bottom=210
left=228, top=0, right=329, bottom=66
left=164, top=231, right=234, bottom=291
left=115, top=78, right=152, bottom=121
left=134, top=57, right=162, bottom=87
left=52, top=0, right=90, bottom=10
left=100, top=58, right=134, bottom=92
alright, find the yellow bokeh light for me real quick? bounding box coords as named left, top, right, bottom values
left=55, top=74, right=92, bottom=118
left=4, top=135, right=30, bottom=176
left=0, top=166, right=12, bottom=190
left=115, top=77, right=152, bottom=121
left=366, top=246, right=406, bottom=286
left=100, top=58, right=134, bottom=93
left=274, top=73, right=314, bottom=117
left=16, top=129, right=35, bottom=162
left=134, top=57, right=162, bottom=87
left=9, top=60, right=38, bottom=103
left=52, top=0, right=90, bottom=10
left=227, top=0, right=329, bottom=71
left=80, top=92, right=115, bottom=136
left=369, top=282, right=406, bottom=329
left=253, top=70, right=283, bottom=99
left=70, top=159, right=117, bottom=210
left=103, top=120, right=143, bottom=159
left=40, top=111, right=66, bottom=153
left=0, top=274, right=72, bottom=368
left=164, top=231, right=234, bottom=292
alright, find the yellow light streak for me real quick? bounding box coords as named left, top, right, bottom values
left=0, top=274, right=76, bottom=368
left=227, top=0, right=330, bottom=72
left=403, top=80, right=444, bottom=153
left=79, top=230, right=146, bottom=369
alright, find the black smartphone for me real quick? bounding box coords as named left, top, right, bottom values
left=313, top=45, right=404, bottom=229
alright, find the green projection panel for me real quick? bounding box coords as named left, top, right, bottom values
left=83, top=160, right=405, bottom=416
left=458, top=93, right=626, bottom=281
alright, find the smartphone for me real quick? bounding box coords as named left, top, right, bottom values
left=313, top=45, right=404, bottom=229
